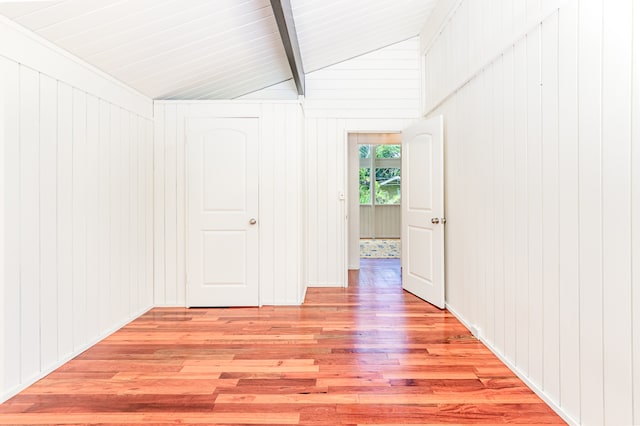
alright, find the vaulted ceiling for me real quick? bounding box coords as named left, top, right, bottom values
left=0, top=0, right=437, bottom=100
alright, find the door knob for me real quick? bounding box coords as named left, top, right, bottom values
left=431, top=217, right=440, bottom=224
left=249, top=218, right=257, bottom=225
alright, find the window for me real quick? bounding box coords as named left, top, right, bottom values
left=375, top=168, right=400, bottom=204
left=359, top=144, right=371, bottom=159
left=359, top=144, right=401, bottom=205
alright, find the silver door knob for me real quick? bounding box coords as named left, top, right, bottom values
left=249, top=218, right=257, bottom=225
left=431, top=218, right=440, bottom=224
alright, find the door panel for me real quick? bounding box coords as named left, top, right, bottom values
left=186, top=118, right=259, bottom=307
left=203, top=231, right=246, bottom=284
left=402, top=116, right=444, bottom=309
left=407, top=134, right=433, bottom=209
left=407, top=225, right=433, bottom=281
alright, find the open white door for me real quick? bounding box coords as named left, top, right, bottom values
left=186, top=117, right=259, bottom=307
left=401, top=116, right=445, bottom=309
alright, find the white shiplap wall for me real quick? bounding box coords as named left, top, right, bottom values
left=153, top=101, right=306, bottom=306
left=423, top=0, right=639, bottom=424
left=0, top=21, right=154, bottom=402
left=304, top=38, right=420, bottom=286
left=304, top=38, right=421, bottom=119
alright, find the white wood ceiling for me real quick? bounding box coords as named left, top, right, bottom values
left=0, top=0, right=437, bottom=100
left=292, top=0, right=437, bottom=73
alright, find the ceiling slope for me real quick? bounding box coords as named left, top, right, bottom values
left=0, top=0, right=292, bottom=99
left=291, top=0, right=437, bottom=73
left=0, top=0, right=437, bottom=100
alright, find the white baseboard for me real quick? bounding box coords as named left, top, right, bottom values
left=307, top=282, right=345, bottom=288
left=445, top=302, right=579, bottom=426
left=0, top=304, right=153, bottom=404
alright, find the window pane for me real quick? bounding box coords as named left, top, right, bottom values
left=359, top=167, right=371, bottom=204
left=375, top=144, right=400, bottom=159
left=375, top=168, right=401, bottom=204
left=359, top=144, right=371, bottom=158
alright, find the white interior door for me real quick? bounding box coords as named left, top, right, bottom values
left=186, top=117, right=259, bottom=307
left=401, top=116, right=445, bottom=309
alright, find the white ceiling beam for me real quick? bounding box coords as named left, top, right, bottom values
left=270, top=0, right=305, bottom=96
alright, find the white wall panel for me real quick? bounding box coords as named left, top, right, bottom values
left=72, top=89, right=88, bottom=347
left=153, top=103, right=166, bottom=304
left=98, top=99, right=111, bottom=334
left=501, top=46, right=516, bottom=363
left=526, top=25, right=543, bottom=386
left=633, top=0, right=640, bottom=420
left=305, top=38, right=421, bottom=119
left=56, top=82, right=74, bottom=360
left=38, top=74, right=58, bottom=372
left=577, top=1, right=604, bottom=423
left=19, top=66, right=41, bottom=383
left=492, top=54, right=504, bottom=354
left=109, top=105, right=123, bottom=323
left=540, top=11, right=560, bottom=403
left=424, top=0, right=640, bottom=424
left=86, top=93, right=100, bottom=343
left=0, top=35, right=154, bottom=402
left=0, top=56, right=5, bottom=393
left=557, top=1, right=580, bottom=418
left=163, top=104, right=178, bottom=305
left=601, top=1, right=633, bottom=423
left=0, top=56, right=20, bottom=396
left=153, top=101, right=305, bottom=306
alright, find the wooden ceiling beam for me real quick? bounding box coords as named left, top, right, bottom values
left=270, top=0, right=305, bottom=96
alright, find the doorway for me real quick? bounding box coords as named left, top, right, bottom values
left=347, top=132, right=402, bottom=270
left=346, top=117, right=445, bottom=310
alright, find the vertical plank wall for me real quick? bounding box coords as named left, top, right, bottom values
left=304, top=38, right=420, bottom=286
left=422, top=0, right=639, bottom=424
left=153, top=101, right=306, bottom=306
left=0, top=20, right=154, bottom=401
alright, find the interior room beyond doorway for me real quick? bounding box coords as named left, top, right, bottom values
left=347, top=132, right=402, bottom=269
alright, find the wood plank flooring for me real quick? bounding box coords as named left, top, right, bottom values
left=0, top=259, right=565, bottom=425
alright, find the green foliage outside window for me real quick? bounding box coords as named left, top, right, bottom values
left=375, top=144, right=400, bottom=158
left=359, top=145, right=401, bottom=205
left=375, top=168, right=400, bottom=204
left=359, top=167, right=371, bottom=204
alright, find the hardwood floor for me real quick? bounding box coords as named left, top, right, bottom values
left=0, top=259, right=564, bottom=425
